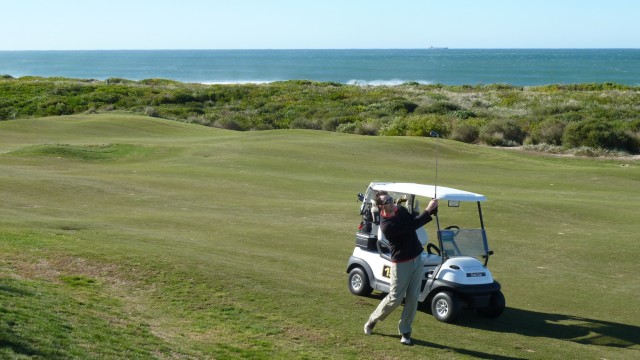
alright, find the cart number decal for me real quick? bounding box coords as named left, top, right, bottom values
left=382, top=265, right=391, bottom=278
left=466, top=272, right=486, bottom=277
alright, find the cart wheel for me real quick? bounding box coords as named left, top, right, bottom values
left=348, top=267, right=373, bottom=296
left=431, top=291, right=461, bottom=323
left=477, top=291, right=506, bottom=318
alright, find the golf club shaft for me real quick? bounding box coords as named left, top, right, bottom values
left=430, top=131, right=441, bottom=230
left=430, top=131, right=439, bottom=198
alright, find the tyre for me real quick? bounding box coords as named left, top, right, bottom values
left=348, top=267, right=373, bottom=296
left=431, top=291, right=461, bottom=323
left=477, top=291, right=506, bottom=318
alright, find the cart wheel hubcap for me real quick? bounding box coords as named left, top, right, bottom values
left=351, top=275, right=362, bottom=290
left=435, top=299, right=449, bottom=316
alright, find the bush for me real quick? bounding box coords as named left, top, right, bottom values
left=380, top=118, right=408, bottom=136
left=531, top=102, right=582, bottom=117
left=213, top=118, right=243, bottom=131
left=450, top=109, right=476, bottom=119
left=290, top=117, right=321, bottom=130
left=320, top=118, right=340, bottom=131
left=450, top=122, right=480, bottom=143
left=355, top=122, right=379, bottom=136
left=480, top=119, right=526, bottom=146
left=529, top=118, right=566, bottom=146
left=415, top=101, right=460, bottom=115
left=562, top=120, right=639, bottom=153
left=336, top=122, right=357, bottom=134
left=403, top=115, right=450, bottom=137
left=2, top=76, right=639, bottom=153
left=144, top=106, right=160, bottom=117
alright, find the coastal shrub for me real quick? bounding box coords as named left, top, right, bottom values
left=529, top=118, right=566, bottom=145
left=531, top=101, right=582, bottom=117
left=252, top=123, right=274, bottom=130
left=522, top=143, right=565, bottom=154
left=450, top=122, right=480, bottom=143
left=139, top=78, right=182, bottom=86
left=562, top=120, right=639, bottom=153
left=290, top=117, right=321, bottom=130
left=364, top=100, right=417, bottom=117
left=485, top=84, right=519, bottom=91
left=320, top=118, right=340, bottom=131
left=2, top=76, right=640, bottom=153
left=355, top=122, right=379, bottom=136
left=497, top=92, right=521, bottom=107
left=186, top=115, right=211, bottom=126
left=393, top=100, right=419, bottom=113
left=380, top=118, right=408, bottom=136
left=450, top=109, right=476, bottom=119
left=480, top=119, right=526, bottom=146
left=0, top=105, right=16, bottom=120
left=105, top=78, right=135, bottom=84
left=38, top=98, right=74, bottom=116
left=542, top=82, right=632, bottom=92
left=336, top=122, right=357, bottom=134
left=213, top=118, right=243, bottom=131
left=426, top=93, right=448, bottom=101
left=471, top=99, right=491, bottom=108
left=163, top=91, right=197, bottom=104
left=415, top=101, right=460, bottom=115
left=402, top=115, right=450, bottom=137
left=144, top=106, right=160, bottom=117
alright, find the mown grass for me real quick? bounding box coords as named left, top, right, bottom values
left=0, top=113, right=638, bottom=359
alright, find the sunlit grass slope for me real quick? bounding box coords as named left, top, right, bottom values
left=0, top=113, right=638, bottom=359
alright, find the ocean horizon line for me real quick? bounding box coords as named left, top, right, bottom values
left=1, top=47, right=639, bottom=52
left=200, top=79, right=435, bottom=86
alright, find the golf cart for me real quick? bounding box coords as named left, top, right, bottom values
left=346, top=182, right=505, bottom=323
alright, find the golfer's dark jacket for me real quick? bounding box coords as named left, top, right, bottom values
left=380, top=206, right=432, bottom=263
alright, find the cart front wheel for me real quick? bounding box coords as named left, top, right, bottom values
left=431, top=291, right=461, bottom=323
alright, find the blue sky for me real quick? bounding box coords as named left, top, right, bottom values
left=1, top=0, right=638, bottom=50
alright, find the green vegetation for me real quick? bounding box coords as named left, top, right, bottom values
left=1, top=76, right=639, bottom=154
left=0, top=113, right=638, bottom=359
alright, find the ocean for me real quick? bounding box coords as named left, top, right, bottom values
left=0, top=49, right=638, bottom=86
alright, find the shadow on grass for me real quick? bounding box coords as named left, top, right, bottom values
left=361, top=294, right=526, bottom=358
left=374, top=332, right=526, bottom=360
left=0, top=336, right=44, bottom=358
left=456, top=307, right=640, bottom=349
left=0, top=285, right=47, bottom=358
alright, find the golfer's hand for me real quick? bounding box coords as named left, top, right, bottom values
left=426, top=199, right=438, bottom=214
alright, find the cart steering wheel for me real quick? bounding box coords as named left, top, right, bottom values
left=445, top=225, right=460, bottom=236
left=426, top=243, right=441, bottom=256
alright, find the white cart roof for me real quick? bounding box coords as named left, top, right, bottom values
left=370, top=182, right=486, bottom=202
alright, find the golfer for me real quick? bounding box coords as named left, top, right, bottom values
left=364, top=191, right=438, bottom=345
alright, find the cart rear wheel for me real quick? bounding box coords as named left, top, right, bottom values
left=348, top=267, right=373, bottom=296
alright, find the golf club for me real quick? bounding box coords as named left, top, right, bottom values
left=430, top=130, right=440, bottom=229
left=430, top=130, right=440, bottom=198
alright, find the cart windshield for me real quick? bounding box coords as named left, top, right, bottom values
left=438, top=228, right=489, bottom=259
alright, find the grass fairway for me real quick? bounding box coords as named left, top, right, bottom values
left=0, top=113, right=638, bottom=359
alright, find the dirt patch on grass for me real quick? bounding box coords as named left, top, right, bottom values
left=6, top=254, right=130, bottom=286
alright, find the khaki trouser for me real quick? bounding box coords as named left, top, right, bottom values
left=368, top=255, right=423, bottom=335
